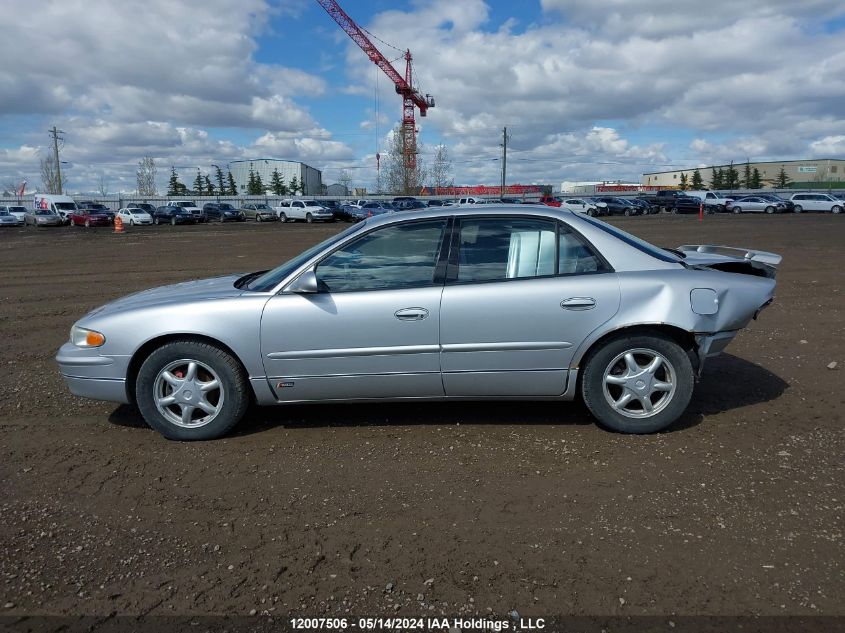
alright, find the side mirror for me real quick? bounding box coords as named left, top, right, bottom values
left=287, top=269, right=319, bottom=294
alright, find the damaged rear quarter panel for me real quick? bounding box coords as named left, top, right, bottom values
left=570, top=268, right=776, bottom=367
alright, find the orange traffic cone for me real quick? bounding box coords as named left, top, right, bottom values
left=114, top=215, right=124, bottom=233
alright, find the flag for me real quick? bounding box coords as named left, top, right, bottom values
left=17, top=180, right=26, bottom=197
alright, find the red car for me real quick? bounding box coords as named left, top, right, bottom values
left=70, top=208, right=111, bottom=227
left=539, top=195, right=562, bottom=207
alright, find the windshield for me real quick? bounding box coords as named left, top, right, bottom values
left=254, top=204, right=271, bottom=210
left=0, top=211, right=10, bottom=216
left=37, top=210, right=56, bottom=216
left=303, top=200, right=320, bottom=207
left=247, top=223, right=366, bottom=292
left=176, top=201, right=195, bottom=207
left=219, top=204, right=235, bottom=210
left=55, top=202, right=77, bottom=210
left=578, top=215, right=681, bottom=263
left=9, top=206, right=25, bottom=212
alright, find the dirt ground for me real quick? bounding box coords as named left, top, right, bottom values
left=0, top=214, right=843, bottom=622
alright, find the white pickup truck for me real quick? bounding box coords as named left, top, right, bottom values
left=166, top=200, right=206, bottom=222
left=683, top=190, right=735, bottom=213
left=274, top=200, right=334, bottom=223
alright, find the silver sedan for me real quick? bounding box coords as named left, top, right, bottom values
left=730, top=196, right=787, bottom=214
left=56, top=206, right=780, bottom=440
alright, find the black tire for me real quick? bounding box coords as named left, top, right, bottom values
left=279, top=212, right=287, bottom=223
left=670, top=207, right=677, bottom=215
left=793, top=205, right=803, bottom=213
left=624, top=209, right=631, bottom=216
left=306, top=212, right=313, bottom=223
left=832, top=205, right=842, bottom=215
left=733, top=207, right=742, bottom=214
left=84, top=219, right=90, bottom=227
left=155, top=217, right=160, bottom=225
left=171, top=217, right=177, bottom=226
left=580, top=332, right=694, bottom=434
left=765, top=206, right=775, bottom=214
left=135, top=340, right=250, bottom=441
left=256, top=215, right=262, bottom=222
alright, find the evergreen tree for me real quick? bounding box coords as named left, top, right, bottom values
left=751, top=168, right=762, bottom=189
left=247, top=165, right=257, bottom=195
left=253, top=172, right=264, bottom=195
left=725, top=162, right=740, bottom=189
left=166, top=167, right=181, bottom=196
left=270, top=169, right=284, bottom=196
left=691, top=169, right=704, bottom=190
left=742, top=161, right=753, bottom=188
left=204, top=175, right=214, bottom=196
left=214, top=165, right=225, bottom=194
left=289, top=176, right=300, bottom=196
left=679, top=172, right=689, bottom=190
left=710, top=167, right=723, bottom=190
left=775, top=167, right=791, bottom=189
left=226, top=171, right=237, bottom=195
left=193, top=171, right=204, bottom=196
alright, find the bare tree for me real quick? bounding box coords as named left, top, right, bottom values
left=430, top=143, right=453, bottom=194
left=382, top=126, right=426, bottom=195
left=338, top=169, right=352, bottom=194
left=40, top=155, right=62, bottom=194
left=97, top=174, right=109, bottom=196
left=136, top=156, right=158, bottom=196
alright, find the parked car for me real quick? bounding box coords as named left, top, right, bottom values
left=152, top=206, right=197, bottom=225
left=560, top=198, right=605, bottom=216
left=754, top=194, right=795, bottom=213
left=129, top=202, right=157, bottom=215
left=394, top=200, right=427, bottom=211
left=351, top=201, right=395, bottom=221
left=240, top=203, right=278, bottom=222
left=457, top=196, right=487, bottom=205
left=540, top=195, right=561, bottom=207
left=56, top=205, right=780, bottom=441
left=25, top=209, right=64, bottom=227
left=70, top=208, right=111, bottom=227
left=0, top=205, right=27, bottom=223
left=166, top=200, right=206, bottom=222
left=203, top=202, right=245, bottom=222
left=594, top=197, right=641, bottom=216
left=730, top=196, right=787, bottom=214
left=0, top=209, right=21, bottom=226
left=320, top=200, right=355, bottom=222
left=117, top=207, right=153, bottom=225
left=639, top=190, right=702, bottom=214
left=426, top=199, right=447, bottom=207
left=34, top=194, right=77, bottom=224
left=789, top=193, right=844, bottom=214
left=682, top=190, right=735, bottom=213
left=278, top=200, right=334, bottom=223
left=628, top=198, right=656, bottom=215
left=75, top=201, right=114, bottom=222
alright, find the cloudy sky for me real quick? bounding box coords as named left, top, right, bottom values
left=1, top=0, right=844, bottom=193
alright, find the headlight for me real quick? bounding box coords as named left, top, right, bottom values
left=70, top=325, right=106, bottom=347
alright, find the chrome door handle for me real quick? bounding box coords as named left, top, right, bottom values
left=560, top=297, right=596, bottom=310
left=394, top=307, right=429, bottom=321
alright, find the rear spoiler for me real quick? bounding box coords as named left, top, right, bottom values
left=677, top=244, right=782, bottom=267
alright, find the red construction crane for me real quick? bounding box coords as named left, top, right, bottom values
left=316, top=0, right=435, bottom=172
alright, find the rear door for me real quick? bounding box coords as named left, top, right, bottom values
left=439, top=216, right=620, bottom=397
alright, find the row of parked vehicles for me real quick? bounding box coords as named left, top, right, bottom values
left=4, top=190, right=842, bottom=230
left=540, top=190, right=845, bottom=216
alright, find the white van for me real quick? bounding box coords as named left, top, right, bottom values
left=458, top=197, right=486, bottom=205
left=789, top=193, right=843, bottom=214
left=33, top=194, right=78, bottom=224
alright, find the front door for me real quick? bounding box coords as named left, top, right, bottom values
left=260, top=219, right=450, bottom=402
left=439, top=216, right=620, bottom=397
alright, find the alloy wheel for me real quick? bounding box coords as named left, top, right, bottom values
left=602, top=348, right=676, bottom=419
left=153, top=359, right=224, bottom=428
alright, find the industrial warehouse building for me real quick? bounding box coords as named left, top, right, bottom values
left=229, top=159, right=322, bottom=195
left=642, top=159, right=845, bottom=188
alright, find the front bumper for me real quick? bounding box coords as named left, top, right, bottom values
left=56, top=342, right=130, bottom=404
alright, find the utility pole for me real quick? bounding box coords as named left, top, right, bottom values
left=49, top=126, right=64, bottom=194
left=500, top=126, right=509, bottom=197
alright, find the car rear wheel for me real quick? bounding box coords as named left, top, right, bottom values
left=581, top=333, right=694, bottom=434
left=832, top=205, right=842, bottom=214
left=136, top=340, right=250, bottom=441
left=793, top=205, right=803, bottom=213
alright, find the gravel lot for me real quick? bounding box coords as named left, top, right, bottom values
left=1, top=215, right=843, bottom=622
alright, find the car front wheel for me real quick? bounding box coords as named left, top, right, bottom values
left=279, top=212, right=287, bottom=222
left=580, top=332, right=694, bottom=434
left=832, top=205, right=842, bottom=214
left=733, top=206, right=742, bottom=214
left=136, top=340, right=250, bottom=440
left=793, top=205, right=803, bottom=213
left=306, top=212, right=313, bottom=223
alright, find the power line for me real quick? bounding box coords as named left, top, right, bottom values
left=49, top=126, right=65, bottom=193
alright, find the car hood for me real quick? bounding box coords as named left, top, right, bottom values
left=84, top=274, right=245, bottom=319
